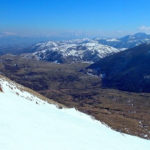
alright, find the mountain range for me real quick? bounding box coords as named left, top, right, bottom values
left=22, top=32, right=150, bottom=63
left=23, top=39, right=120, bottom=63
left=1, top=32, right=150, bottom=64
left=97, top=32, right=150, bottom=49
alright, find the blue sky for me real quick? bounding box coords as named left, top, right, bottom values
left=0, top=0, right=150, bottom=38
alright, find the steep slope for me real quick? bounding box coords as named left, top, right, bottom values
left=0, top=75, right=150, bottom=150
left=97, top=33, right=150, bottom=49
left=23, top=39, right=119, bottom=63
left=88, top=43, right=150, bottom=92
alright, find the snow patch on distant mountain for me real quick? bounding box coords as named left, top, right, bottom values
left=0, top=75, right=150, bottom=150
left=106, top=38, right=120, bottom=42
left=24, top=39, right=120, bottom=63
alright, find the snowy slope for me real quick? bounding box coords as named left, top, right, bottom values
left=0, top=76, right=150, bottom=150
left=24, top=39, right=120, bottom=63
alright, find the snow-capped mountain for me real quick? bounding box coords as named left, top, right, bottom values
left=24, top=39, right=120, bottom=63
left=97, top=32, right=150, bottom=49
left=0, top=75, right=150, bottom=150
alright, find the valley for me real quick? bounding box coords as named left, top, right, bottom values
left=0, top=54, right=150, bottom=139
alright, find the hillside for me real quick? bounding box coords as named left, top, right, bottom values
left=88, top=43, right=150, bottom=92
left=0, top=75, right=150, bottom=150
left=1, top=55, right=150, bottom=139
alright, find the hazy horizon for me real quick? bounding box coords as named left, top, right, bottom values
left=1, top=0, right=150, bottom=39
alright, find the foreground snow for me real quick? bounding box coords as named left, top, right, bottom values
left=0, top=77, right=150, bottom=150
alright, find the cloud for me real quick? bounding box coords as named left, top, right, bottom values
left=0, top=32, right=17, bottom=37
left=139, top=26, right=150, bottom=33
left=2, top=32, right=17, bottom=36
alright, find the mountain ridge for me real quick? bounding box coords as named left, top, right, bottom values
left=23, top=39, right=120, bottom=63
left=97, top=32, right=150, bottom=49
left=88, top=43, right=150, bottom=92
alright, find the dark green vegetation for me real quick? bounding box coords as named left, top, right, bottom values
left=88, top=43, right=150, bottom=92
left=0, top=54, right=150, bottom=139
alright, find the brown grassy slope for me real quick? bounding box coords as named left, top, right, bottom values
left=0, top=54, right=150, bottom=139
left=0, top=74, right=65, bottom=108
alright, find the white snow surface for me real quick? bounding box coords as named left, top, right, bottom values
left=0, top=77, right=150, bottom=150
left=106, top=38, right=119, bottom=42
